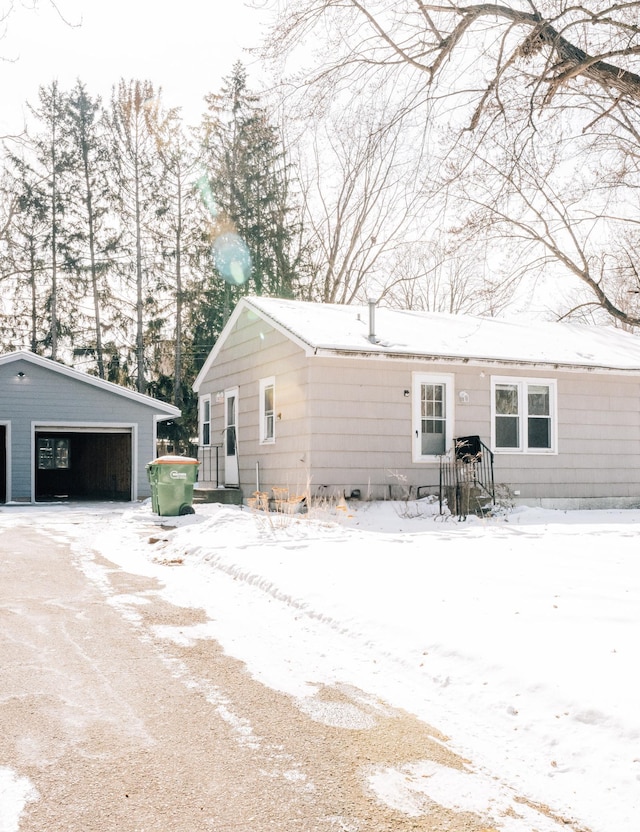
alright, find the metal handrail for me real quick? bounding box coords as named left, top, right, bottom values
left=439, top=436, right=495, bottom=518
left=196, top=444, right=222, bottom=487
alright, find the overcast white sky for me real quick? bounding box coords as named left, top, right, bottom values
left=1, top=0, right=271, bottom=132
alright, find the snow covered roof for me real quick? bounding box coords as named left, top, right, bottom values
left=194, top=296, right=640, bottom=389
left=246, top=296, right=640, bottom=371
left=0, top=350, right=180, bottom=416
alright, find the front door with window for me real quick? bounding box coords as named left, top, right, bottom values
left=412, top=373, right=454, bottom=461
left=224, top=387, right=239, bottom=487
left=420, top=382, right=447, bottom=455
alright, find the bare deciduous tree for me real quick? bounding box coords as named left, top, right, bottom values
left=266, top=1, right=640, bottom=121
left=293, top=93, right=434, bottom=304
left=447, top=120, right=640, bottom=325
left=108, top=79, right=167, bottom=393
left=380, top=237, right=520, bottom=317
left=264, top=0, right=640, bottom=325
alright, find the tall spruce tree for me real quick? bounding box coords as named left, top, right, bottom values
left=193, top=62, right=301, bottom=364
left=18, top=81, right=74, bottom=360
left=1, top=165, right=49, bottom=352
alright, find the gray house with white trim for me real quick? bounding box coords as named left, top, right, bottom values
left=193, top=296, right=640, bottom=510
left=0, top=351, right=179, bottom=504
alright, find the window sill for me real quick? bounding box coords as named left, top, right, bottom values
left=494, top=448, right=557, bottom=455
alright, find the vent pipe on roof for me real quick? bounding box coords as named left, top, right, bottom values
left=368, top=298, right=377, bottom=343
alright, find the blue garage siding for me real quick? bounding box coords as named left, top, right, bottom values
left=0, top=355, right=178, bottom=502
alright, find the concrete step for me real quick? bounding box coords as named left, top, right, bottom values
left=443, top=483, right=494, bottom=516
left=193, top=487, right=244, bottom=506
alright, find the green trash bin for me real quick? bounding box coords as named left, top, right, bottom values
left=146, top=455, right=200, bottom=516
left=146, top=460, right=160, bottom=514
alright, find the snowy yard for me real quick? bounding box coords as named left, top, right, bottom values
left=1, top=498, right=639, bottom=832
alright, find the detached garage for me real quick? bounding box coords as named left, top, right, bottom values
left=0, top=351, right=180, bottom=504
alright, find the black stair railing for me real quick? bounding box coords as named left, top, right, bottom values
left=439, top=435, right=495, bottom=518
left=197, top=444, right=222, bottom=487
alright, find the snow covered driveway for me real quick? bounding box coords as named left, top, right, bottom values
left=0, top=507, right=493, bottom=832
left=1, top=522, right=349, bottom=831
left=1, top=501, right=638, bottom=832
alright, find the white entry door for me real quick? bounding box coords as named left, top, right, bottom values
left=224, top=387, right=239, bottom=487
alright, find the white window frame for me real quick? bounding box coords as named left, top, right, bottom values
left=491, top=376, right=557, bottom=454
left=259, top=377, right=276, bottom=445
left=200, top=394, right=211, bottom=446
left=412, top=372, right=455, bottom=462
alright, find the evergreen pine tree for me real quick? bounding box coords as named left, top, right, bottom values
left=192, top=62, right=302, bottom=367
left=15, top=82, right=75, bottom=360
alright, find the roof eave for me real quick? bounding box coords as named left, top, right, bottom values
left=309, top=346, right=640, bottom=374
left=193, top=298, right=317, bottom=390
left=193, top=300, right=253, bottom=391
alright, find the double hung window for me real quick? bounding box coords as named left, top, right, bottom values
left=259, top=377, right=275, bottom=444
left=492, top=378, right=556, bottom=453
left=200, top=396, right=211, bottom=446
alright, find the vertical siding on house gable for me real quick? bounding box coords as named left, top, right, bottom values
left=0, top=359, right=163, bottom=501
left=196, top=312, right=312, bottom=496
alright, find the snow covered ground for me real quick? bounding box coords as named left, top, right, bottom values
left=1, top=498, right=639, bottom=832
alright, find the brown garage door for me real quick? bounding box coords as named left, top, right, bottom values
left=35, top=430, right=132, bottom=502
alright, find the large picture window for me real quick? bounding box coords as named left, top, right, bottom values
left=492, top=377, right=556, bottom=453
left=259, top=377, right=275, bottom=444
left=412, top=373, right=454, bottom=462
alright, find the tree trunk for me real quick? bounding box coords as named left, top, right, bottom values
left=81, top=130, right=105, bottom=379
left=174, top=173, right=183, bottom=410
left=135, top=160, right=146, bottom=395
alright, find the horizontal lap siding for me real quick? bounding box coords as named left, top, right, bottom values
left=308, top=358, right=465, bottom=499
left=197, top=314, right=311, bottom=494
left=199, top=313, right=640, bottom=504
left=0, top=359, right=161, bottom=500
left=493, top=372, right=640, bottom=502
left=307, top=360, right=640, bottom=503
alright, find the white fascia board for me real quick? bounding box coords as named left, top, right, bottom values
left=193, top=298, right=319, bottom=391
left=192, top=301, right=249, bottom=392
